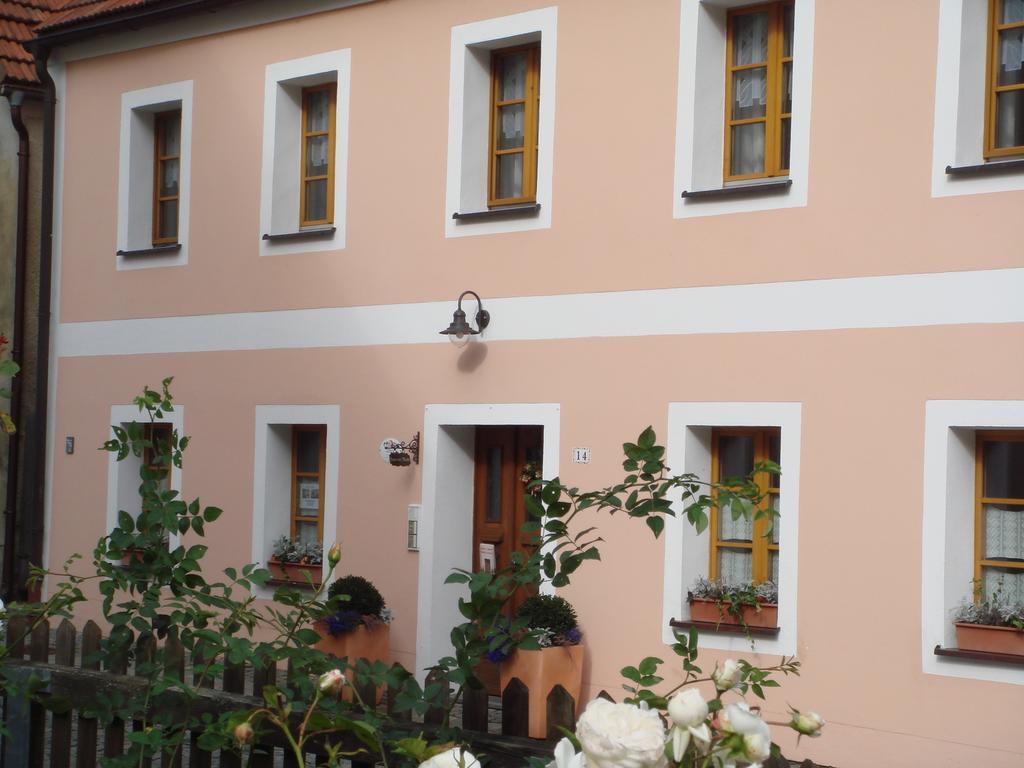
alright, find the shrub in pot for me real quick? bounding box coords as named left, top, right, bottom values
left=953, top=588, right=1024, bottom=656
left=687, top=577, right=778, bottom=631
left=268, top=536, right=323, bottom=586
left=315, top=574, right=393, bottom=696
left=498, top=594, right=584, bottom=739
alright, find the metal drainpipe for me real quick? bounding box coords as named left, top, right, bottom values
left=17, top=49, right=56, bottom=601
left=1, top=86, right=30, bottom=601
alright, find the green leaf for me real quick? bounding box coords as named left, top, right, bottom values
left=645, top=516, right=664, bottom=538
left=637, top=426, right=656, bottom=449
left=203, top=506, right=223, bottom=523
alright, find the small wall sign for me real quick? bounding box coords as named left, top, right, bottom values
left=572, top=447, right=591, bottom=464
left=479, top=543, right=496, bottom=573
left=65, top=437, right=75, bottom=455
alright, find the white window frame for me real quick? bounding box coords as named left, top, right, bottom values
left=444, top=7, right=558, bottom=238
left=931, top=0, right=1024, bottom=197
left=105, top=404, right=184, bottom=549
left=662, top=402, right=801, bottom=656
left=259, top=49, right=351, bottom=256
left=116, top=80, right=193, bottom=269
left=251, top=405, right=340, bottom=598
left=673, top=0, right=815, bottom=219
left=922, top=400, right=1024, bottom=685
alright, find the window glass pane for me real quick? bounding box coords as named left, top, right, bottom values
left=306, top=135, right=329, bottom=177
left=782, top=61, right=793, bottom=114
left=486, top=446, right=503, bottom=523
left=160, top=115, right=180, bottom=156
left=717, top=549, right=753, bottom=587
left=984, top=503, right=1024, bottom=560
left=305, top=90, right=330, bottom=132
left=769, top=551, right=779, bottom=586
left=768, top=433, right=781, bottom=488
left=500, top=52, right=528, bottom=100
left=496, top=152, right=524, bottom=199
left=305, top=179, right=328, bottom=222
left=995, top=90, right=1024, bottom=148
left=731, top=123, right=766, bottom=176
left=296, top=430, right=321, bottom=473
left=732, top=68, right=767, bottom=119
left=780, top=117, right=792, bottom=170
left=498, top=104, right=526, bottom=149
left=998, top=28, right=1024, bottom=86
left=295, top=520, right=319, bottom=546
left=1002, top=0, right=1024, bottom=24
left=983, top=440, right=1024, bottom=498
left=157, top=200, right=178, bottom=240
left=719, top=506, right=753, bottom=542
left=718, top=435, right=754, bottom=480
left=732, top=11, right=769, bottom=65
left=160, top=159, right=179, bottom=196
left=783, top=4, right=795, bottom=57
left=982, top=566, right=1024, bottom=604
left=769, top=494, right=780, bottom=544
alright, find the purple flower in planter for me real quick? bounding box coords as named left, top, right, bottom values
left=326, top=610, right=363, bottom=637
left=565, top=627, right=583, bottom=645
left=486, top=647, right=511, bottom=663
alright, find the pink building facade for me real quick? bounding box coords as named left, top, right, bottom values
left=34, top=1, right=1024, bottom=766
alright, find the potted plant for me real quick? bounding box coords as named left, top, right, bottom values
left=953, top=587, right=1024, bottom=656
left=268, top=536, right=323, bottom=586
left=498, top=594, right=584, bottom=739
left=687, top=577, right=778, bottom=631
left=315, top=574, right=393, bottom=668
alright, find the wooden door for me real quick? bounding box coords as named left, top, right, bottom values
left=473, top=425, right=543, bottom=693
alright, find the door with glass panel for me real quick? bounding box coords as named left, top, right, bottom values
left=975, top=432, right=1024, bottom=604
left=472, top=425, right=543, bottom=693
left=709, top=428, right=780, bottom=586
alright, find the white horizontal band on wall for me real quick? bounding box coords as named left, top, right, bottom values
left=56, top=267, right=1024, bottom=358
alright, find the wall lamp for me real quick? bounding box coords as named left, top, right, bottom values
left=439, top=290, right=490, bottom=342
left=379, top=433, right=420, bottom=467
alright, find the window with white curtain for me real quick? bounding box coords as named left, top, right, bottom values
left=975, top=432, right=1024, bottom=603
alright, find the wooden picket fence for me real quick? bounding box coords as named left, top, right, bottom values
left=0, top=618, right=575, bottom=768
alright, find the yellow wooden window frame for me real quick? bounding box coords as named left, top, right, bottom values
left=152, top=110, right=181, bottom=246
left=291, top=425, right=326, bottom=543
left=974, top=430, right=1024, bottom=596
left=488, top=44, right=541, bottom=208
left=985, top=0, right=1024, bottom=158
left=723, top=1, right=793, bottom=183
left=709, top=427, right=780, bottom=584
left=299, top=84, right=337, bottom=228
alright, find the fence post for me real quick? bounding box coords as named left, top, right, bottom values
left=189, top=644, right=215, bottom=768
left=249, top=658, right=276, bottom=768
left=29, top=619, right=50, bottom=768
left=49, top=620, right=76, bottom=768
left=220, top=657, right=246, bottom=768
left=501, top=677, right=529, bottom=738
left=3, top=617, right=31, bottom=768
left=462, top=684, right=489, bottom=733
left=76, top=621, right=102, bottom=768
left=545, top=685, right=575, bottom=740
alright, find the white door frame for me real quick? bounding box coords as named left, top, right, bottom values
left=415, top=403, right=560, bottom=681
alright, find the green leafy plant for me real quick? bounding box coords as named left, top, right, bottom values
left=954, top=580, right=1024, bottom=629
left=515, top=594, right=580, bottom=646
left=328, top=574, right=386, bottom=618
left=0, top=332, right=19, bottom=434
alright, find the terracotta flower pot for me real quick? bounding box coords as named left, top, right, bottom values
left=955, top=622, right=1024, bottom=656
left=689, top=598, right=778, bottom=629
left=499, top=644, right=584, bottom=739
left=269, top=558, right=322, bottom=587
left=315, top=623, right=391, bottom=704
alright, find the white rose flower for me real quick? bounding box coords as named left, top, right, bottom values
left=576, top=699, right=668, bottom=768
left=790, top=709, right=825, bottom=737
left=711, top=659, right=742, bottom=692
left=667, top=688, right=708, bottom=729
left=419, top=748, right=480, bottom=768
left=719, top=702, right=771, bottom=741
left=548, top=737, right=586, bottom=768
left=669, top=722, right=711, bottom=761
left=744, top=732, right=772, bottom=763
left=317, top=668, right=346, bottom=697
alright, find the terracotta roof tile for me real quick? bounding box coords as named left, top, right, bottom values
left=0, top=0, right=82, bottom=85
left=35, top=0, right=160, bottom=33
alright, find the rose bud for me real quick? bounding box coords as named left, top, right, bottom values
left=234, top=722, right=254, bottom=745
left=711, top=659, right=742, bottom=692
left=668, top=688, right=708, bottom=729
left=328, top=543, right=342, bottom=568
left=318, top=668, right=346, bottom=697
left=791, top=709, right=825, bottom=737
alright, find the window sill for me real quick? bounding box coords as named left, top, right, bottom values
left=933, top=645, right=1024, bottom=666
left=265, top=577, right=322, bottom=590
left=944, top=158, right=1024, bottom=177
left=681, top=179, right=792, bottom=200
left=262, top=226, right=337, bottom=242
left=116, top=243, right=182, bottom=257
left=452, top=203, right=542, bottom=221
left=669, top=618, right=780, bottom=638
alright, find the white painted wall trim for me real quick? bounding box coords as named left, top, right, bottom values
left=673, top=0, right=815, bottom=218
left=105, top=404, right=185, bottom=550
left=416, top=403, right=560, bottom=682
left=251, top=405, right=341, bottom=599
left=117, top=80, right=193, bottom=269
left=662, top=402, right=801, bottom=656
left=921, top=400, right=1024, bottom=685
left=931, top=0, right=1024, bottom=198
left=259, top=49, right=351, bottom=256
left=444, top=7, right=558, bottom=238
left=55, top=267, right=1024, bottom=358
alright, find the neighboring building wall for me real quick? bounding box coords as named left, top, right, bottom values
left=0, top=92, right=17, bottom=570
left=41, top=1, right=1024, bottom=766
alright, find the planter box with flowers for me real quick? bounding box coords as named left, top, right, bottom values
left=495, top=594, right=584, bottom=739
left=269, top=536, right=323, bottom=587
left=687, top=578, right=778, bottom=631
left=952, top=590, right=1024, bottom=657
left=316, top=574, right=392, bottom=702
